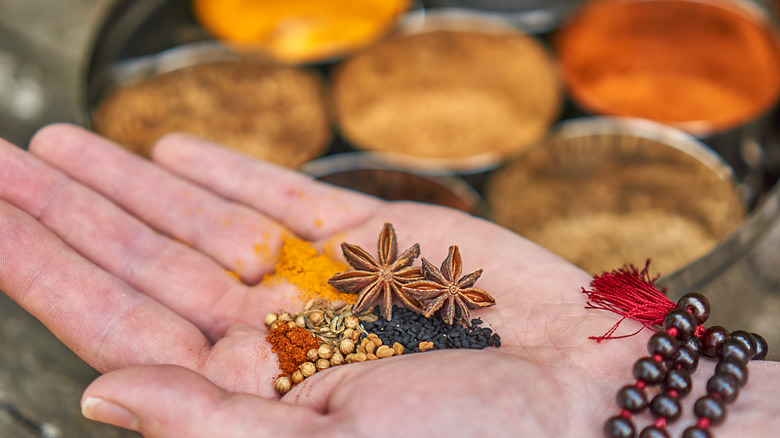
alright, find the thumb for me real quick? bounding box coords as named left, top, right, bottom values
left=81, top=365, right=324, bottom=438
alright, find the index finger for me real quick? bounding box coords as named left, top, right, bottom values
left=151, top=133, right=384, bottom=240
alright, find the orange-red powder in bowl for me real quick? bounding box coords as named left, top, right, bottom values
left=555, top=0, right=780, bottom=135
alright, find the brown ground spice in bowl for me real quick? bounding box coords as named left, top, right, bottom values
left=330, top=23, right=561, bottom=171
left=485, top=119, right=746, bottom=275
left=92, top=60, right=331, bottom=167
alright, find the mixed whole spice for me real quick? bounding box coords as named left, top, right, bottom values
left=265, top=222, right=500, bottom=395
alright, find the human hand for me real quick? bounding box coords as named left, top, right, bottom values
left=0, top=125, right=777, bottom=437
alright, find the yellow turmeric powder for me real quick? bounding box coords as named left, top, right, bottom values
left=264, top=235, right=356, bottom=304
left=192, top=0, right=412, bottom=63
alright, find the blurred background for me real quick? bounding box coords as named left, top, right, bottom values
left=2, top=0, right=780, bottom=436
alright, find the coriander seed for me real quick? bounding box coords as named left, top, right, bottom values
left=309, top=311, right=325, bottom=326
left=275, top=377, right=292, bottom=395
left=339, top=339, right=355, bottom=355
left=318, top=344, right=334, bottom=360
left=306, top=348, right=319, bottom=363
left=300, top=361, right=317, bottom=377
left=344, top=315, right=359, bottom=329
left=264, top=313, right=278, bottom=326
left=315, top=358, right=330, bottom=371
left=330, top=351, right=345, bottom=366
left=291, top=370, right=305, bottom=385
left=278, top=312, right=292, bottom=322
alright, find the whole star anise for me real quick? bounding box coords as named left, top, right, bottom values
left=328, top=223, right=425, bottom=320
left=403, top=245, right=496, bottom=326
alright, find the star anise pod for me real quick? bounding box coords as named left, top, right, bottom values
left=403, top=245, right=496, bottom=326
left=328, top=223, right=425, bottom=320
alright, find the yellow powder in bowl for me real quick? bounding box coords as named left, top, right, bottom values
left=192, top=0, right=412, bottom=63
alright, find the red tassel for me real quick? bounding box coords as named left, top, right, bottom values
left=582, top=261, right=676, bottom=342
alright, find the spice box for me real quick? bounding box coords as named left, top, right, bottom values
left=84, top=0, right=780, bottom=301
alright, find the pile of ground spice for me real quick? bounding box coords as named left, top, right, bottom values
left=263, top=236, right=357, bottom=304
left=485, top=132, right=746, bottom=274
left=331, top=29, right=560, bottom=162
left=92, top=61, right=331, bottom=167
left=360, top=305, right=501, bottom=352
left=266, top=323, right=320, bottom=376
left=555, top=0, right=780, bottom=134
left=192, top=0, right=411, bottom=63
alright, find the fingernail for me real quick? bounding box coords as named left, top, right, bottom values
left=82, top=397, right=139, bottom=431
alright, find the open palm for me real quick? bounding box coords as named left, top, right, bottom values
left=0, top=125, right=777, bottom=437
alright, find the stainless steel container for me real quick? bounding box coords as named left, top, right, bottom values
left=0, top=0, right=115, bottom=147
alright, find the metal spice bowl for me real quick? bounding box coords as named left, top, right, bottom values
left=300, top=152, right=482, bottom=215
left=88, top=42, right=332, bottom=168
left=328, top=9, right=563, bottom=174
left=484, top=117, right=746, bottom=277
left=421, top=0, right=585, bottom=34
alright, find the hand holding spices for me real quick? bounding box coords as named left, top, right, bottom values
left=1, top=126, right=780, bottom=437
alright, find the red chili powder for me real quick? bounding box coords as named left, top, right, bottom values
left=266, top=323, right=320, bottom=376
left=556, top=0, right=780, bottom=134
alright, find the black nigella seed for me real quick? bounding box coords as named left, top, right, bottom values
left=365, top=306, right=500, bottom=352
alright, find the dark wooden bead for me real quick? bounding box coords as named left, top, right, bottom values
left=752, top=332, right=768, bottom=360
left=672, top=345, right=700, bottom=372
left=706, top=372, right=740, bottom=403
left=715, top=356, right=748, bottom=386
left=702, top=326, right=729, bottom=357
left=639, top=426, right=670, bottom=438
left=680, top=335, right=703, bottom=356
left=664, top=368, right=692, bottom=397
left=717, top=338, right=751, bottom=364
left=663, top=309, right=697, bottom=339
left=605, top=415, right=635, bottom=438
left=634, top=357, right=666, bottom=385
left=648, top=332, right=679, bottom=360
left=728, top=330, right=757, bottom=358
left=694, top=395, right=726, bottom=425
left=677, top=293, right=710, bottom=325
left=682, top=426, right=712, bottom=438
left=617, top=385, right=648, bottom=413
left=650, top=393, right=682, bottom=422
